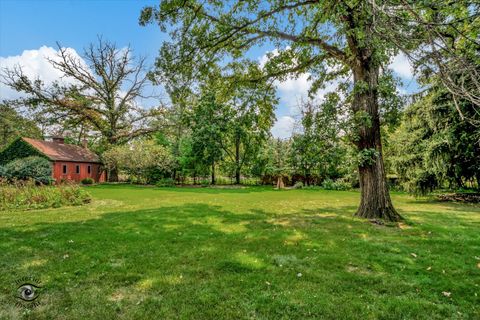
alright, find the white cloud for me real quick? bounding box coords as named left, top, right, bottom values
left=389, top=52, right=414, bottom=79
left=0, top=46, right=83, bottom=100
left=259, top=48, right=313, bottom=113
left=271, top=116, right=295, bottom=139
left=259, top=49, right=344, bottom=138
left=276, top=73, right=312, bottom=111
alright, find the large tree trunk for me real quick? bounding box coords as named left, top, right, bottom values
left=235, top=136, right=241, bottom=184
left=108, top=167, right=119, bottom=182
left=276, top=176, right=285, bottom=189
left=305, top=170, right=311, bottom=186
left=106, top=136, right=119, bottom=182
left=211, top=161, right=216, bottom=185
left=352, top=61, right=402, bottom=222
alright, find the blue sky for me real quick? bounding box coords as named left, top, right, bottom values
left=0, top=0, right=417, bottom=138
left=0, top=0, right=162, bottom=58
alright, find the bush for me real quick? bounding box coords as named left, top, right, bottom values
left=81, top=177, right=94, bottom=185
left=403, top=171, right=439, bottom=196
left=156, top=178, right=175, bottom=187
left=293, top=181, right=304, bottom=189
left=4, top=156, right=53, bottom=184
left=321, top=178, right=351, bottom=191
left=0, top=179, right=91, bottom=211
left=0, top=165, right=6, bottom=178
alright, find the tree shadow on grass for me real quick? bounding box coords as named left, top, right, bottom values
left=0, top=203, right=328, bottom=318
left=0, top=202, right=478, bottom=319
left=92, top=183, right=275, bottom=194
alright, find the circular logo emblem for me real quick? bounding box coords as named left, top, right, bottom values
left=14, top=276, right=43, bottom=309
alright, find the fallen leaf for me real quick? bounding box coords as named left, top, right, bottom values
left=427, top=266, right=432, bottom=271
left=398, top=223, right=411, bottom=230
left=477, top=262, right=480, bottom=269
left=442, top=291, right=451, bottom=297
left=265, top=281, right=271, bottom=286
left=411, top=253, right=417, bottom=258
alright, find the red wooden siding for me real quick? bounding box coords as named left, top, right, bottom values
left=52, top=161, right=106, bottom=183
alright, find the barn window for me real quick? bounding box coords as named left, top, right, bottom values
left=76, top=165, right=80, bottom=174
left=62, top=165, right=67, bottom=174
left=87, top=165, right=91, bottom=174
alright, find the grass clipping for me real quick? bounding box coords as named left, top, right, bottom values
left=0, top=179, right=91, bottom=211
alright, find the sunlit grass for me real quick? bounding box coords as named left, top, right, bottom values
left=0, top=185, right=479, bottom=319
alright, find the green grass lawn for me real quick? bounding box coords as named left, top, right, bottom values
left=1, top=185, right=479, bottom=319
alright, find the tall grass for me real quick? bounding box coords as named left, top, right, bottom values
left=0, top=179, right=91, bottom=211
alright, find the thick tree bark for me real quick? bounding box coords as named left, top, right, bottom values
left=352, top=61, right=402, bottom=222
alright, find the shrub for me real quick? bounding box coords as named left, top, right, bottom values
left=4, top=156, right=53, bottom=184
left=293, top=181, right=304, bottom=189
left=0, top=179, right=91, bottom=211
left=321, top=178, right=351, bottom=191
left=0, top=165, right=5, bottom=178
left=81, top=177, right=94, bottom=185
left=403, top=171, right=439, bottom=196
left=156, top=178, right=175, bottom=187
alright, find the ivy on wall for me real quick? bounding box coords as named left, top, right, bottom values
left=0, top=138, right=49, bottom=165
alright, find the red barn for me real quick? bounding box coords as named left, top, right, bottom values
left=0, top=137, right=106, bottom=183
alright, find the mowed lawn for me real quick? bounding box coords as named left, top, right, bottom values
left=1, top=185, right=479, bottom=319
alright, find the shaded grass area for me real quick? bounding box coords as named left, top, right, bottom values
left=0, top=185, right=479, bottom=319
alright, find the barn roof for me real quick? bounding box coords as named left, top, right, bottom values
left=22, top=137, right=101, bottom=163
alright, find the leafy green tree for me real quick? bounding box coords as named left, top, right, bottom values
left=0, top=103, right=42, bottom=150
left=102, top=139, right=174, bottom=184
left=151, top=66, right=196, bottom=182
left=140, top=0, right=409, bottom=220
left=251, top=137, right=291, bottom=185
left=290, top=96, right=346, bottom=185
left=189, top=92, right=228, bottom=184
left=220, top=64, right=277, bottom=184
left=176, top=136, right=210, bottom=184
left=392, top=83, right=480, bottom=194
